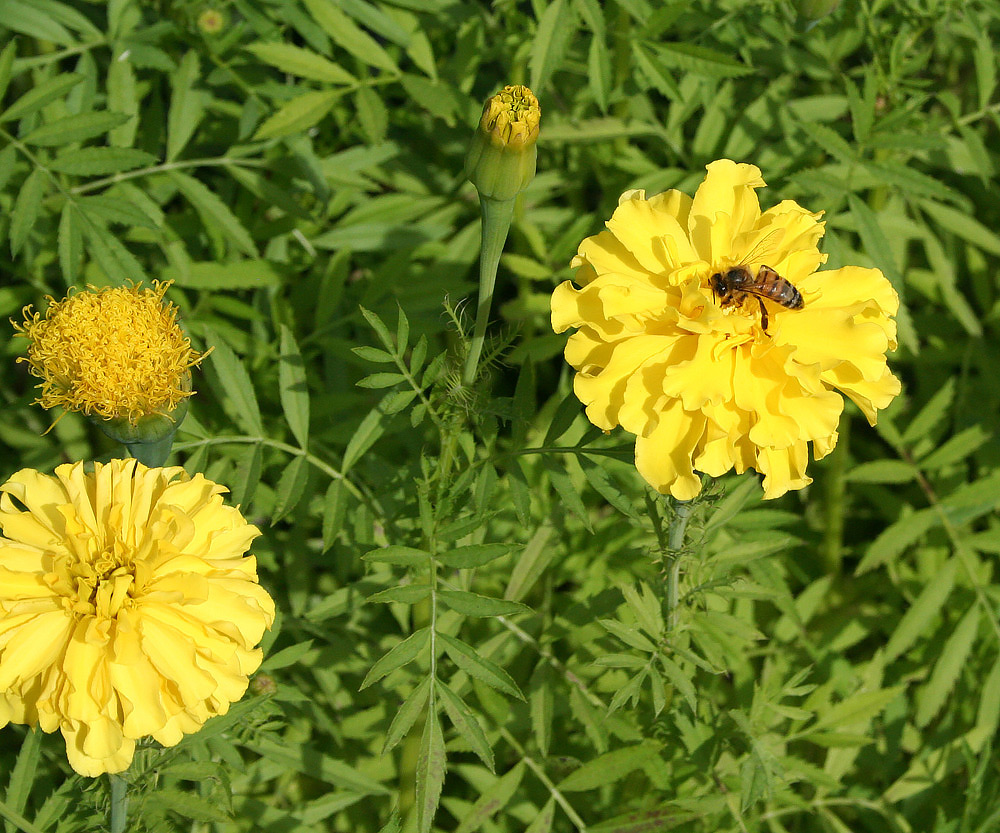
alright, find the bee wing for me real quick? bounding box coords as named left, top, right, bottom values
left=737, top=228, right=782, bottom=268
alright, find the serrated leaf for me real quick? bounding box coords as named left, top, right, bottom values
left=921, top=198, right=1000, bottom=255
left=883, top=558, right=958, bottom=663
left=22, top=110, right=131, bottom=146
left=656, top=41, right=753, bottom=78
left=167, top=170, right=256, bottom=257
left=78, top=194, right=159, bottom=228
left=357, top=371, right=406, bottom=389
left=48, top=147, right=156, bottom=176
left=0, top=72, right=82, bottom=122
left=901, top=378, right=955, bottom=445
left=505, top=525, right=554, bottom=602
left=272, top=455, right=309, bottom=521
left=844, top=460, right=917, bottom=484
left=632, top=42, right=680, bottom=98
left=322, top=479, right=346, bottom=550
left=383, top=675, right=431, bottom=753
left=361, top=627, right=430, bottom=690
left=367, top=584, right=430, bottom=605
left=854, top=507, right=937, bottom=575
left=453, top=762, right=524, bottom=833
left=245, top=41, right=355, bottom=84
left=342, top=407, right=385, bottom=473
left=415, top=708, right=446, bottom=833
left=167, top=51, right=205, bottom=161
left=438, top=590, right=530, bottom=618
left=811, top=686, right=904, bottom=732
left=352, top=345, right=396, bottom=363
left=530, top=0, right=576, bottom=93
left=436, top=544, right=510, bottom=569
left=0, top=39, right=16, bottom=103
left=243, top=737, right=391, bottom=794
left=279, top=324, right=310, bottom=448
left=147, top=788, right=231, bottom=823
left=600, top=618, right=657, bottom=652
left=165, top=259, right=281, bottom=289
left=438, top=632, right=524, bottom=700
left=57, top=197, right=82, bottom=283
left=207, top=336, right=264, bottom=435
left=78, top=214, right=150, bottom=284
left=918, top=424, right=990, bottom=471
left=915, top=605, right=980, bottom=727
left=437, top=680, right=495, bottom=771
left=363, top=545, right=430, bottom=566
left=558, top=742, right=659, bottom=792
left=10, top=167, right=44, bottom=257
left=302, top=0, right=399, bottom=73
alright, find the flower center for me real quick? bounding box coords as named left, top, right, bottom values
left=59, top=546, right=138, bottom=620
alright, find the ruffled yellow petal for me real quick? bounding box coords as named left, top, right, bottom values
left=551, top=159, right=902, bottom=500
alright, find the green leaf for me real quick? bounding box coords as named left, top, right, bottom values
left=453, top=762, right=524, bottom=833
left=438, top=590, right=530, bottom=618
left=245, top=41, right=355, bottom=84
left=505, top=526, right=554, bottom=602
left=342, top=406, right=386, bottom=473
left=362, top=545, right=431, bottom=566
left=78, top=194, right=159, bottom=228
left=530, top=0, right=576, bottom=93
left=57, top=200, right=82, bottom=282
left=436, top=544, right=510, bottom=569
left=438, top=632, right=524, bottom=700
left=167, top=170, right=257, bottom=257
left=921, top=198, right=1000, bottom=255
left=655, top=41, right=753, bottom=78
left=915, top=605, right=980, bottom=727
left=884, top=558, right=959, bottom=663
left=383, top=675, right=431, bottom=753
left=558, top=742, right=660, bottom=792
left=271, top=455, right=309, bottom=521
left=253, top=89, right=339, bottom=141
left=302, top=0, right=399, bottom=73
left=357, top=372, right=406, bottom=389
left=146, top=789, right=231, bottom=823
left=901, top=377, right=955, bottom=446
left=78, top=214, right=150, bottom=284
left=48, top=146, right=156, bottom=176
left=322, top=479, right=346, bottom=551
left=0, top=0, right=74, bottom=46
left=631, top=42, right=680, bottom=98
left=855, top=508, right=938, bottom=575
left=437, top=680, right=495, bottom=771
left=524, top=798, right=556, bottom=833
left=165, top=259, right=281, bottom=289
left=811, top=686, right=904, bottom=732
left=918, top=424, right=991, bottom=471
left=9, top=167, right=44, bottom=257
left=415, top=708, right=446, bottom=833
left=279, top=324, right=310, bottom=448
left=844, top=460, right=917, bottom=484
left=243, top=737, right=391, bottom=794
left=206, top=335, right=264, bottom=435
left=21, top=110, right=131, bottom=146
left=0, top=39, right=16, bottom=104
left=167, top=51, right=206, bottom=162
left=367, top=584, right=431, bottom=605
left=361, top=627, right=430, bottom=690
left=1, top=72, right=82, bottom=123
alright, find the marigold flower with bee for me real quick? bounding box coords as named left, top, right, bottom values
left=551, top=160, right=901, bottom=499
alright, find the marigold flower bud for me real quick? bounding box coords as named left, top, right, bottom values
left=465, top=85, right=540, bottom=202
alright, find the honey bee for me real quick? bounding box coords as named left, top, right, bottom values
left=710, top=264, right=803, bottom=332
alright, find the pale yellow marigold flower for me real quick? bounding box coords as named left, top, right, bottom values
left=14, top=281, right=206, bottom=426
left=0, top=460, right=275, bottom=776
left=551, top=160, right=901, bottom=500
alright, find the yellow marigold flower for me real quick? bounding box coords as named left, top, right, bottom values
left=14, top=281, right=206, bottom=427
left=465, top=84, right=540, bottom=202
left=0, top=460, right=275, bottom=777
left=551, top=160, right=901, bottom=500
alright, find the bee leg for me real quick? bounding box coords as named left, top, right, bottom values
left=757, top=298, right=768, bottom=332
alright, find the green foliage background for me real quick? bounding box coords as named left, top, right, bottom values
left=2, top=0, right=1000, bottom=831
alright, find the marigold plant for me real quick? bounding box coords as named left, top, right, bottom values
left=0, top=459, right=275, bottom=776
left=551, top=160, right=901, bottom=499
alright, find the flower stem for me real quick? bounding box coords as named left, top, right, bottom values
left=125, top=434, right=175, bottom=468
left=109, top=773, right=128, bottom=833
left=665, top=499, right=693, bottom=629
left=462, top=197, right=515, bottom=386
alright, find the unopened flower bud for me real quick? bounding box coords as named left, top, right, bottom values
left=465, top=85, right=540, bottom=202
